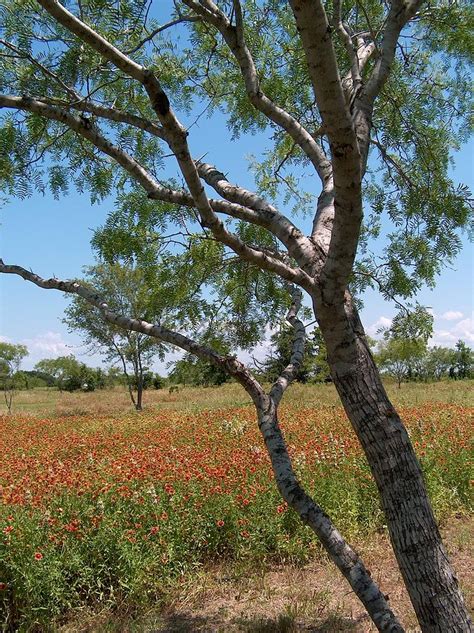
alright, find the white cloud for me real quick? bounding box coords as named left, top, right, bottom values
left=431, top=315, right=474, bottom=346
left=22, top=331, right=72, bottom=357
left=440, top=310, right=464, bottom=321
left=0, top=335, right=11, bottom=343
left=239, top=339, right=273, bottom=367
left=366, top=316, right=392, bottom=338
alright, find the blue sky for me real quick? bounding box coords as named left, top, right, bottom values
left=0, top=107, right=472, bottom=373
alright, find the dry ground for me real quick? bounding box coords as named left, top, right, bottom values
left=61, top=516, right=473, bottom=633
left=3, top=379, right=474, bottom=417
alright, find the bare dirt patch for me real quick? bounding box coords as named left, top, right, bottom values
left=138, top=515, right=472, bottom=632
left=59, top=516, right=472, bottom=632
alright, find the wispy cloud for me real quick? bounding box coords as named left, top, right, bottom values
left=431, top=314, right=474, bottom=346
left=440, top=310, right=464, bottom=321
left=22, top=331, right=73, bottom=357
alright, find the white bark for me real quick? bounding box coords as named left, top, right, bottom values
left=182, top=0, right=332, bottom=182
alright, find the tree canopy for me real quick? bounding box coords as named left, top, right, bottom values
left=0, top=1, right=472, bottom=629
left=0, top=0, right=471, bottom=318
left=0, top=341, right=28, bottom=412
left=63, top=262, right=166, bottom=407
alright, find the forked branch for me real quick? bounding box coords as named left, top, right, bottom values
left=34, top=0, right=314, bottom=291
left=270, top=285, right=306, bottom=405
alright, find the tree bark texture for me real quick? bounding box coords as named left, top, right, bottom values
left=316, top=299, right=472, bottom=632
left=256, top=397, right=403, bottom=632
left=136, top=380, right=143, bottom=411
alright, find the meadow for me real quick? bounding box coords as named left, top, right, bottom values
left=0, top=381, right=472, bottom=631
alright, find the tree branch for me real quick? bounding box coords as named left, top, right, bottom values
left=181, top=0, right=331, bottom=182
left=363, top=0, right=424, bottom=107
left=0, top=259, right=265, bottom=403
left=270, top=286, right=306, bottom=405
left=197, top=162, right=316, bottom=266
left=125, top=14, right=202, bottom=55
left=332, top=0, right=361, bottom=97
left=0, top=94, right=311, bottom=289
left=287, top=0, right=364, bottom=302
left=0, top=94, right=166, bottom=194
left=287, top=0, right=359, bottom=164
left=34, top=1, right=314, bottom=291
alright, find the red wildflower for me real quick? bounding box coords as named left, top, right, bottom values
left=0, top=583, right=6, bottom=590
left=34, top=552, right=43, bottom=560
left=216, top=519, right=225, bottom=528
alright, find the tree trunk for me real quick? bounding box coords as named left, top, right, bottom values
left=256, top=397, right=403, bottom=632
left=136, top=379, right=143, bottom=411
left=316, top=299, right=472, bottom=632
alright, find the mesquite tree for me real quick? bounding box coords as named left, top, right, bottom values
left=0, top=1, right=472, bottom=631
left=63, top=262, right=166, bottom=409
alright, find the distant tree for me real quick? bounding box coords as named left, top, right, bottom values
left=93, top=367, right=107, bottom=390
left=169, top=334, right=231, bottom=387
left=261, top=325, right=329, bottom=383
left=64, top=263, right=165, bottom=410
left=454, top=340, right=473, bottom=379
left=376, top=337, right=426, bottom=388
left=21, top=369, right=56, bottom=388
left=376, top=306, right=433, bottom=386
left=34, top=355, right=99, bottom=391
left=35, top=355, right=83, bottom=392
left=152, top=374, right=165, bottom=390
left=103, top=366, right=123, bottom=388
left=0, top=342, right=28, bottom=413
left=424, top=346, right=456, bottom=381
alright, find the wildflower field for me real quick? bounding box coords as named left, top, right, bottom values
left=0, top=384, right=472, bottom=631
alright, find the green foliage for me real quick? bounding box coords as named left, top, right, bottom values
left=423, top=346, right=456, bottom=381
left=375, top=306, right=433, bottom=386
left=0, top=342, right=28, bottom=412
left=376, top=337, right=426, bottom=387
left=454, top=340, right=473, bottom=379
left=63, top=262, right=166, bottom=408
left=0, top=0, right=470, bottom=324
left=260, top=326, right=330, bottom=384
left=169, top=334, right=231, bottom=387
left=34, top=355, right=102, bottom=392
left=152, top=374, right=165, bottom=390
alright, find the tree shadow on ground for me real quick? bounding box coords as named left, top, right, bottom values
left=147, top=611, right=363, bottom=632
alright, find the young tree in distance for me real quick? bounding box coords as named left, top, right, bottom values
left=424, top=346, right=456, bottom=381
left=35, top=355, right=83, bottom=392
left=169, top=333, right=232, bottom=386
left=0, top=0, right=472, bottom=629
left=0, top=342, right=28, bottom=413
left=34, top=354, right=101, bottom=391
left=376, top=306, right=433, bottom=387
left=454, top=340, right=473, bottom=379
left=376, top=337, right=425, bottom=388
left=63, top=263, right=167, bottom=410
